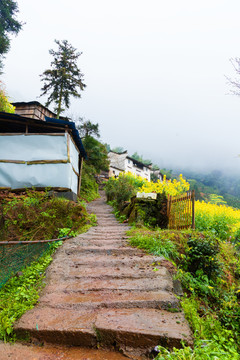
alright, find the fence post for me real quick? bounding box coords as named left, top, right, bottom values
left=191, top=190, right=195, bottom=229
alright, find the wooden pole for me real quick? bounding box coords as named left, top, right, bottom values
left=191, top=190, right=195, bottom=229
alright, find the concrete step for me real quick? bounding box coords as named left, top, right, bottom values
left=76, top=236, right=129, bottom=241
left=48, top=264, right=171, bottom=282
left=15, top=307, right=97, bottom=347
left=39, top=289, right=179, bottom=310
left=63, top=246, right=144, bottom=256
left=44, top=277, right=173, bottom=293
left=95, top=308, right=192, bottom=357
left=72, top=240, right=129, bottom=248
left=69, top=254, right=164, bottom=268
left=15, top=306, right=192, bottom=358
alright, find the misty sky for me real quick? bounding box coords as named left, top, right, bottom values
left=2, top=0, right=240, bottom=174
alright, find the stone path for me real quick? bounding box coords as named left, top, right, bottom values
left=14, top=192, right=192, bottom=359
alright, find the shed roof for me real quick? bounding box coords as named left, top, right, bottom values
left=0, top=112, right=87, bottom=158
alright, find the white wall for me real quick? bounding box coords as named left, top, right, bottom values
left=0, top=133, right=79, bottom=194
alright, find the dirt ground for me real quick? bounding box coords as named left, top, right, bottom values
left=0, top=342, right=127, bottom=360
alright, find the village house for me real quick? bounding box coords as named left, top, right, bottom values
left=0, top=102, right=86, bottom=200
left=108, top=150, right=153, bottom=181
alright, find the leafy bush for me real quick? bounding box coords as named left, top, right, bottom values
left=184, top=234, right=222, bottom=280
left=105, top=173, right=138, bottom=208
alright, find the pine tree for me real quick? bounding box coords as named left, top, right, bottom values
left=76, top=117, right=100, bottom=138
left=40, top=40, right=86, bottom=118
left=0, top=0, right=22, bottom=70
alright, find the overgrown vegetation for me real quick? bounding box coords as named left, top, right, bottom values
left=0, top=189, right=91, bottom=241
left=80, top=162, right=100, bottom=202
left=0, top=241, right=62, bottom=341
left=127, top=227, right=240, bottom=359
left=105, top=172, right=189, bottom=211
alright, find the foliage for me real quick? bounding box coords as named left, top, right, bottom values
left=184, top=235, right=222, bottom=279
left=156, top=295, right=239, bottom=359
left=195, top=200, right=240, bottom=240
left=129, top=230, right=178, bottom=261
left=131, top=151, right=152, bottom=166
left=209, top=193, right=227, bottom=205
left=80, top=162, right=100, bottom=202
left=181, top=168, right=240, bottom=208
left=105, top=173, right=190, bottom=224
left=83, top=135, right=109, bottom=173
left=111, top=146, right=124, bottom=153
left=140, top=174, right=190, bottom=197
left=0, top=83, right=15, bottom=112
left=105, top=173, right=137, bottom=208
left=40, top=39, right=86, bottom=118
left=127, top=228, right=240, bottom=358
left=0, top=0, right=22, bottom=70
left=76, top=117, right=100, bottom=138
left=0, top=241, right=62, bottom=341
left=105, top=172, right=147, bottom=209
left=0, top=189, right=91, bottom=241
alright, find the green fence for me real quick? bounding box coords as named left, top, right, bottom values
left=0, top=239, right=62, bottom=289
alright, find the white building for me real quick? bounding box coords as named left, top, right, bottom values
left=108, top=151, right=152, bottom=181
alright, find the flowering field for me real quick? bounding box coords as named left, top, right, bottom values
left=195, top=200, right=240, bottom=240
left=140, top=174, right=190, bottom=196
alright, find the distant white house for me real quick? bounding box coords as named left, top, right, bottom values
left=108, top=151, right=153, bottom=181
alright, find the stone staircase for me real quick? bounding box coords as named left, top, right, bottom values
left=14, top=192, right=192, bottom=359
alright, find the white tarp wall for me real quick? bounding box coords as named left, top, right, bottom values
left=0, top=133, right=79, bottom=194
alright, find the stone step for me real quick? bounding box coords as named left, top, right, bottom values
left=15, top=307, right=97, bottom=347
left=69, top=254, right=164, bottom=268
left=76, top=236, right=129, bottom=241
left=39, top=289, right=179, bottom=310
left=73, top=240, right=129, bottom=248
left=14, top=306, right=192, bottom=357
left=49, top=264, right=171, bottom=282
left=43, top=277, right=173, bottom=293
left=66, top=264, right=170, bottom=279
left=63, top=246, right=143, bottom=256
left=95, top=308, right=192, bottom=357
left=90, top=226, right=130, bottom=231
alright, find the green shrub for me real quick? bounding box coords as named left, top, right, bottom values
left=105, top=175, right=136, bottom=208
left=184, top=234, right=222, bottom=280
